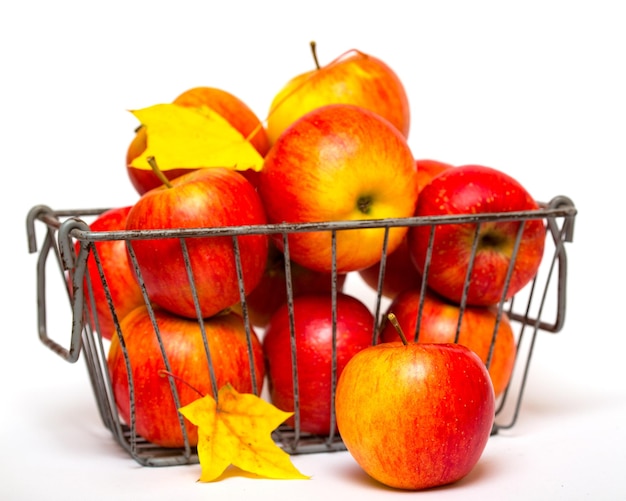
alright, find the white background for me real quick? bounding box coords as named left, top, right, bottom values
left=1, top=1, right=625, bottom=500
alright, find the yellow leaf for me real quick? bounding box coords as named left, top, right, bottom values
left=179, top=384, right=310, bottom=482
left=129, top=103, right=264, bottom=172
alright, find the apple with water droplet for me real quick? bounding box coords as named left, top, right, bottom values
left=336, top=320, right=495, bottom=490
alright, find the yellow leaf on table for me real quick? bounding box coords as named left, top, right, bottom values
left=129, top=103, right=264, bottom=173
left=179, top=384, right=310, bottom=482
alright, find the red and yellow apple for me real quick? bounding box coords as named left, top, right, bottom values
left=335, top=341, right=495, bottom=490
left=108, top=306, right=265, bottom=448
left=258, top=103, right=418, bottom=274
left=75, top=206, right=144, bottom=340
left=125, top=167, right=268, bottom=319
left=357, top=159, right=453, bottom=298
left=408, top=164, right=546, bottom=306
left=126, top=86, right=269, bottom=194
left=267, top=44, right=410, bottom=143
left=379, top=287, right=516, bottom=397
left=262, top=292, right=374, bottom=435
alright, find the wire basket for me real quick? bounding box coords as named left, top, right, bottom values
left=26, top=195, right=577, bottom=467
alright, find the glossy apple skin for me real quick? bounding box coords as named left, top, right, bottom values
left=75, top=206, right=144, bottom=340
left=357, top=236, right=421, bottom=299
left=267, top=49, right=410, bottom=143
left=127, top=86, right=269, bottom=194
left=125, top=168, right=268, bottom=319
left=259, top=103, right=418, bottom=274
left=357, top=159, right=453, bottom=298
left=379, top=287, right=516, bottom=397
left=408, top=165, right=546, bottom=306
left=263, top=292, right=374, bottom=435
left=108, top=306, right=265, bottom=448
left=335, top=342, right=495, bottom=490
left=242, top=241, right=347, bottom=328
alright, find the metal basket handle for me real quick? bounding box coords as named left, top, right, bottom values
left=27, top=206, right=90, bottom=363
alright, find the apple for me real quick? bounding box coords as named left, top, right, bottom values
left=239, top=241, right=348, bottom=328
left=408, top=164, right=546, bottom=306
left=262, top=292, right=374, bottom=435
left=74, top=206, right=144, bottom=340
left=357, top=159, right=453, bottom=298
left=258, top=103, right=419, bottom=274
left=107, top=306, right=265, bottom=448
left=379, top=287, right=516, bottom=397
left=125, top=167, right=268, bottom=319
left=126, top=86, right=270, bottom=194
left=173, top=86, right=271, bottom=157
left=267, top=43, right=410, bottom=143
left=335, top=340, right=495, bottom=490
left=357, top=236, right=421, bottom=299
left=414, top=158, right=454, bottom=193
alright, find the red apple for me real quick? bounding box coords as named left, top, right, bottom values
left=125, top=167, right=268, bottom=319
left=258, top=103, right=418, bottom=274
left=108, top=306, right=265, bottom=448
left=240, top=241, right=348, bottom=328
left=357, top=236, right=421, bottom=299
left=267, top=44, right=410, bottom=144
left=75, top=206, right=144, bottom=340
left=357, top=159, right=453, bottom=298
left=263, top=292, right=374, bottom=435
left=379, top=287, right=516, bottom=397
left=335, top=341, right=495, bottom=490
left=127, top=86, right=269, bottom=194
left=408, top=164, right=546, bottom=306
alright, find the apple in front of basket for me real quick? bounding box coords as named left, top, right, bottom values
left=124, top=167, right=269, bottom=320
left=335, top=323, right=495, bottom=490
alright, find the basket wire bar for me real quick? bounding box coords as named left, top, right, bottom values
left=26, top=197, right=577, bottom=465
left=412, top=225, right=436, bottom=343
left=327, top=230, right=340, bottom=446
left=371, top=226, right=391, bottom=344
left=232, top=234, right=263, bottom=399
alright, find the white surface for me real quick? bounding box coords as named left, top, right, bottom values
left=1, top=1, right=625, bottom=500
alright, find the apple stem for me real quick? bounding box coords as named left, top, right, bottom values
left=387, top=313, right=409, bottom=345
left=310, top=40, right=321, bottom=70
left=158, top=369, right=205, bottom=397
left=147, top=156, right=173, bottom=189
